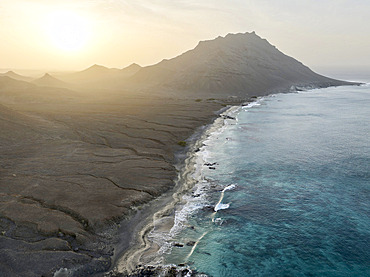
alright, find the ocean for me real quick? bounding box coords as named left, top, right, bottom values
left=146, top=83, right=370, bottom=276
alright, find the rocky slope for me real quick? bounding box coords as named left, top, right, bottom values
left=54, top=32, right=351, bottom=95
left=123, top=32, right=350, bottom=97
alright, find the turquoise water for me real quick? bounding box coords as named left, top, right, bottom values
left=163, top=84, right=370, bottom=276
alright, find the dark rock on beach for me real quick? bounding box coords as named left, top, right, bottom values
left=173, top=242, right=184, bottom=248
left=222, top=115, right=236, bottom=120
left=201, top=205, right=216, bottom=212
left=204, top=162, right=217, bottom=166
left=186, top=241, right=196, bottom=247
left=106, top=264, right=201, bottom=277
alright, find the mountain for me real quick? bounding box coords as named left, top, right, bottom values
left=0, top=71, right=33, bottom=82
left=120, top=63, right=142, bottom=78
left=58, top=63, right=142, bottom=87
left=58, top=64, right=121, bottom=84
left=32, top=73, right=69, bottom=88
left=0, top=76, right=35, bottom=90
left=123, top=32, right=352, bottom=97
left=26, top=32, right=353, bottom=95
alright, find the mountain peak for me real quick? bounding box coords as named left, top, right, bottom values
left=33, top=73, right=68, bottom=88
left=225, top=31, right=257, bottom=37
left=128, top=63, right=141, bottom=69
left=81, top=64, right=122, bottom=75
left=86, top=64, right=108, bottom=71
left=119, top=63, right=142, bottom=78
left=92, top=64, right=105, bottom=68
left=4, top=71, right=21, bottom=78
left=38, top=73, right=61, bottom=81
left=0, top=71, right=33, bottom=82
left=122, top=63, right=141, bottom=71
left=197, top=32, right=269, bottom=48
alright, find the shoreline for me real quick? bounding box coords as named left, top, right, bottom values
left=0, top=79, right=357, bottom=276
left=0, top=29, right=364, bottom=276
left=107, top=83, right=363, bottom=276
left=138, top=83, right=370, bottom=277
left=107, top=103, right=246, bottom=276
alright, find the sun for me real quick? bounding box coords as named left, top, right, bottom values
left=45, top=11, right=91, bottom=52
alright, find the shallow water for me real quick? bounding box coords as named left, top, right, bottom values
left=159, top=84, right=370, bottom=276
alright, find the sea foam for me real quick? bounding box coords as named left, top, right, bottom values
left=213, top=184, right=236, bottom=212
left=146, top=99, right=260, bottom=263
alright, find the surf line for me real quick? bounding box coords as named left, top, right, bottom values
left=185, top=184, right=236, bottom=261
left=211, top=184, right=236, bottom=222
left=185, top=231, right=209, bottom=261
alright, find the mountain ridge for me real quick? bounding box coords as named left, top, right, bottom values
left=2, top=32, right=354, bottom=95
left=58, top=63, right=142, bottom=86
left=0, top=71, right=33, bottom=82
left=122, top=32, right=353, bottom=97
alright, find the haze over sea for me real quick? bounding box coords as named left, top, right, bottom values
left=155, top=82, right=370, bottom=276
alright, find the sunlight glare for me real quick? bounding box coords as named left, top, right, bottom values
left=46, top=11, right=91, bottom=52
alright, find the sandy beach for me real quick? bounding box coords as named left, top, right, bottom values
left=113, top=109, right=231, bottom=274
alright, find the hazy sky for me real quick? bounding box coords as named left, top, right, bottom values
left=1, top=0, right=369, bottom=71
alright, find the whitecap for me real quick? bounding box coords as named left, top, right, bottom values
left=53, top=268, right=73, bottom=277
left=214, top=203, right=230, bottom=211
left=242, top=98, right=264, bottom=110
left=213, top=184, right=236, bottom=212
left=223, top=184, right=236, bottom=192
